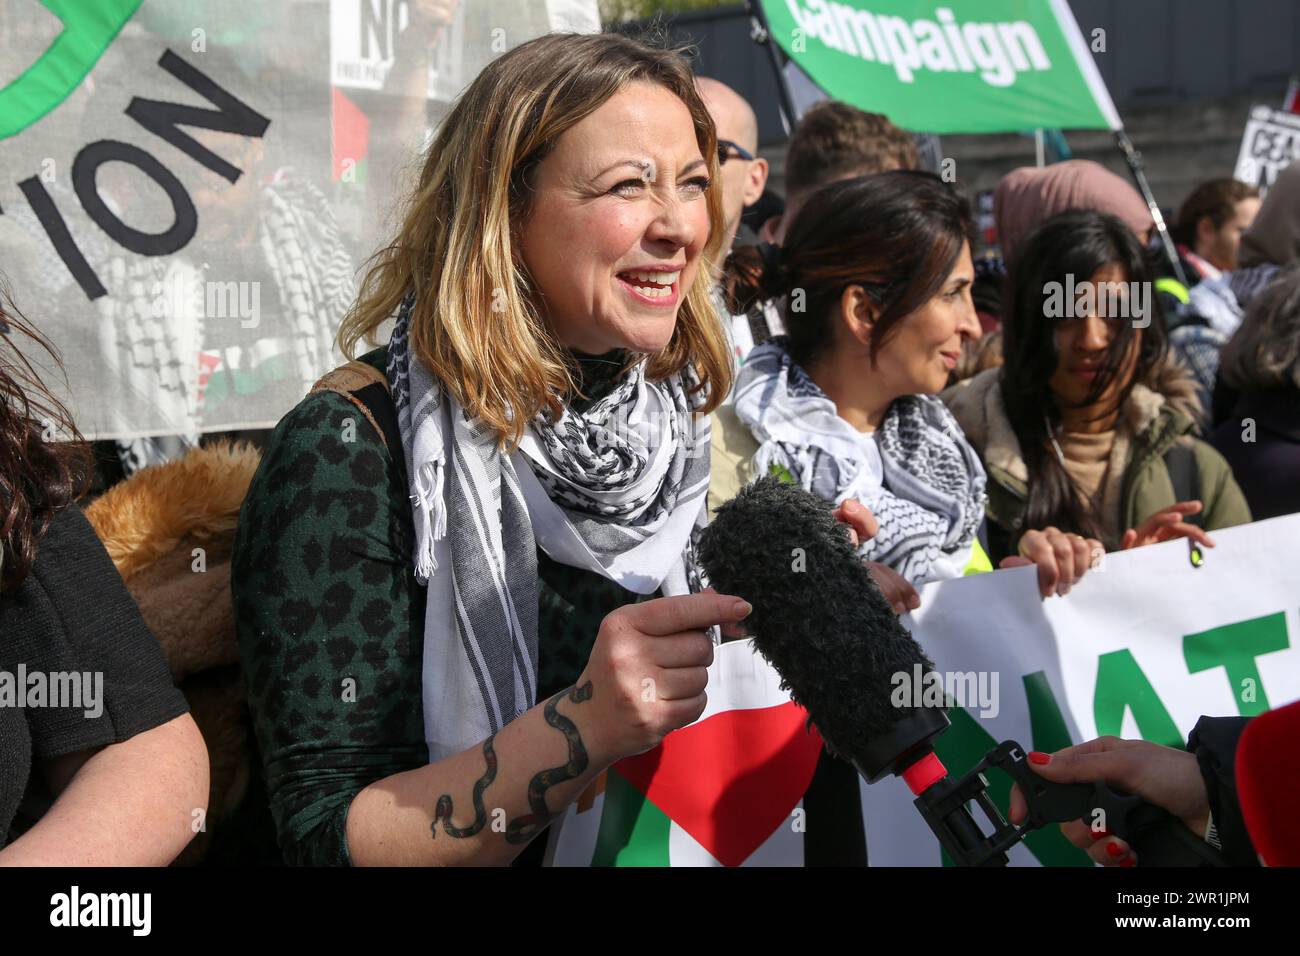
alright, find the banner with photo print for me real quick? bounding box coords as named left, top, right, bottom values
left=0, top=0, right=597, bottom=440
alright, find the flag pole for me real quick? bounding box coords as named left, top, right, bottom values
left=746, top=0, right=798, bottom=136
left=1115, top=129, right=1188, bottom=288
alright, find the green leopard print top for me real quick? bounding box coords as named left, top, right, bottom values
left=232, top=348, right=633, bottom=866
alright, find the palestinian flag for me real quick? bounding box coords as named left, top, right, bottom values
left=546, top=639, right=867, bottom=866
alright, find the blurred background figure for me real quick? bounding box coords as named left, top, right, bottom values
left=696, top=76, right=768, bottom=255
left=772, top=100, right=918, bottom=244
left=992, top=159, right=1154, bottom=270
left=1175, top=164, right=1300, bottom=425
left=725, top=101, right=918, bottom=355
left=1171, top=178, right=1261, bottom=282
left=1210, top=264, right=1300, bottom=520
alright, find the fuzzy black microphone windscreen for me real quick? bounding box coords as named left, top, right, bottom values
left=697, top=477, right=935, bottom=755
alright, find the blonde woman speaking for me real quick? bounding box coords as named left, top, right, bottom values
left=231, top=33, right=760, bottom=866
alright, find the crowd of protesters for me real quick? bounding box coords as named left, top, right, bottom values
left=3, top=30, right=1298, bottom=867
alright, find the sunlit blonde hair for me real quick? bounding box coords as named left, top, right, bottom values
left=338, top=32, right=732, bottom=449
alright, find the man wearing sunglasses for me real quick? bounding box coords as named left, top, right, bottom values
left=697, top=78, right=770, bottom=254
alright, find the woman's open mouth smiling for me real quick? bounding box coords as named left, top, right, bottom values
left=616, top=268, right=681, bottom=307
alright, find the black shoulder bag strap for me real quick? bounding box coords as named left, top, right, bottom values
left=1162, top=442, right=1204, bottom=528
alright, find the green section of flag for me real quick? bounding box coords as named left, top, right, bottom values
left=761, top=0, right=1118, bottom=133
left=591, top=769, right=673, bottom=866
left=345, top=157, right=369, bottom=186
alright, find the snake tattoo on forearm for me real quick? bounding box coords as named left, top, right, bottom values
left=431, top=681, right=594, bottom=843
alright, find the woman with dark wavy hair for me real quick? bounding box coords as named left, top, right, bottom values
left=946, top=210, right=1250, bottom=567
left=0, top=284, right=208, bottom=864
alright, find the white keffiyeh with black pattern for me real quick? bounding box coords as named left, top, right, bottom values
left=735, top=339, right=986, bottom=586
left=386, top=295, right=712, bottom=761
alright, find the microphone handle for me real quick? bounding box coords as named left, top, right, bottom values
left=990, top=741, right=1227, bottom=867
left=1090, top=784, right=1227, bottom=867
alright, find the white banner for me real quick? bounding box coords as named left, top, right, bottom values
left=865, top=512, right=1300, bottom=866
left=550, top=514, right=1300, bottom=866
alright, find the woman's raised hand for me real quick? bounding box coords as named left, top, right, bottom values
left=577, top=591, right=751, bottom=760
left=832, top=498, right=921, bottom=613
left=867, top=562, right=921, bottom=615
left=831, top=498, right=879, bottom=546
left=1121, top=501, right=1216, bottom=551
left=1001, top=526, right=1103, bottom=598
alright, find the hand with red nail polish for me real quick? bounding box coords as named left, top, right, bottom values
left=1007, top=736, right=1209, bottom=867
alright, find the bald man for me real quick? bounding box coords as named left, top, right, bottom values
left=697, top=77, right=769, bottom=254
left=695, top=78, right=770, bottom=513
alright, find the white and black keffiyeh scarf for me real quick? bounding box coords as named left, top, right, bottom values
left=387, top=295, right=712, bottom=761
left=734, top=339, right=986, bottom=585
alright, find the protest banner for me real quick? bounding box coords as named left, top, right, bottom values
left=1233, top=104, right=1300, bottom=192
left=757, top=0, right=1120, bottom=134
left=0, top=1, right=596, bottom=440
left=548, top=513, right=1300, bottom=865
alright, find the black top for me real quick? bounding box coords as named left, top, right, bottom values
left=1187, top=715, right=1258, bottom=866
left=1209, top=388, right=1300, bottom=522
left=0, top=505, right=189, bottom=846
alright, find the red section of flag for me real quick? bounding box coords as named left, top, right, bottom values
left=615, top=702, right=824, bottom=866
left=331, top=87, right=370, bottom=182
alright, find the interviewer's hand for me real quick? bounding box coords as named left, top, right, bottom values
left=1001, top=526, right=1102, bottom=598
left=1121, top=501, right=1215, bottom=551
left=1006, top=737, right=1211, bottom=867
left=577, top=590, right=749, bottom=759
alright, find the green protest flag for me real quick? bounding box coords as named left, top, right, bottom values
left=759, top=0, right=1121, bottom=133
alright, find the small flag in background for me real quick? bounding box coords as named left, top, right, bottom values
left=331, top=86, right=369, bottom=183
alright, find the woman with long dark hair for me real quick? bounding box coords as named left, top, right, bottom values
left=0, top=284, right=208, bottom=864
left=946, top=210, right=1250, bottom=565
left=727, top=171, right=1095, bottom=596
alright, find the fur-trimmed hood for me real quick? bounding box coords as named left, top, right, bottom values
left=84, top=441, right=264, bottom=865
left=85, top=441, right=261, bottom=680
